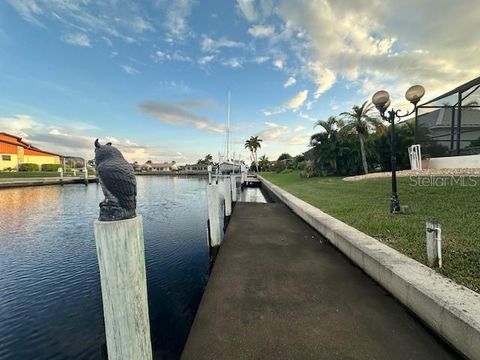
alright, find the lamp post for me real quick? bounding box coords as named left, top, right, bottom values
left=372, top=85, right=425, bottom=214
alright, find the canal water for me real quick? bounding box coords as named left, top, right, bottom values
left=0, top=176, right=254, bottom=360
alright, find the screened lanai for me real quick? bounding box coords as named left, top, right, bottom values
left=415, top=76, right=480, bottom=158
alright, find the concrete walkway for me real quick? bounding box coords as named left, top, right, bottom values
left=182, top=202, right=458, bottom=359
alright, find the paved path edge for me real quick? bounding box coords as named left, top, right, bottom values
left=259, top=175, right=480, bottom=360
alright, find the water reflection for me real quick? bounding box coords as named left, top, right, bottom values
left=0, top=176, right=210, bottom=360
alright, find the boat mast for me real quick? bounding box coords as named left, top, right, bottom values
left=227, top=90, right=231, bottom=161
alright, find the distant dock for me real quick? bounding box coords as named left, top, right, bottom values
left=0, top=176, right=98, bottom=189
left=182, top=201, right=457, bottom=359
left=244, top=174, right=260, bottom=187
left=135, top=171, right=208, bottom=176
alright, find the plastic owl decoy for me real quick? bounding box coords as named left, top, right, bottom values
left=94, top=139, right=137, bottom=221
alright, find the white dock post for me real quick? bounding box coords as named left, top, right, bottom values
left=207, top=184, right=222, bottom=247
left=58, top=167, right=64, bottom=185
left=241, top=164, right=247, bottom=190
left=84, top=159, right=89, bottom=186
left=94, top=216, right=153, bottom=360
left=224, top=177, right=232, bottom=217
left=230, top=175, right=237, bottom=202
left=208, top=165, right=212, bottom=185
left=426, top=220, right=442, bottom=268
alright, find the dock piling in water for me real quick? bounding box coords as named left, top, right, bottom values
left=58, top=167, right=64, bottom=186
left=207, top=184, right=222, bottom=248
left=224, top=177, right=232, bottom=217
left=241, top=164, right=247, bottom=184
left=94, top=216, right=153, bottom=360
left=84, top=159, right=88, bottom=186
left=230, top=175, right=237, bottom=202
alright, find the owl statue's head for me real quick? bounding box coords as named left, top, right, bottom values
left=94, top=139, right=124, bottom=164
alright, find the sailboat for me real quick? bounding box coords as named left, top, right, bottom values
left=218, top=90, right=242, bottom=174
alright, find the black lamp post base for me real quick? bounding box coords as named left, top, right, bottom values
left=390, top=192, right=401, bottom=214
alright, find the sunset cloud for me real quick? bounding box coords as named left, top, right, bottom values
left=284, top=90, right=308, bottom=110
left=138, top=100, right=225, bottom=134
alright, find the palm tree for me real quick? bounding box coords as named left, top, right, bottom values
left=205, top=154, right=213, bottom=165
left=314, top=116, right=343, bottom=139
left=244, top=139, right=253, bottom=162
left=244, top=136, right=263, bottom=172
left=340, top=101, right=384, bottom=174
left=197, top=154, right=213, bottom=165
left=311, top=116, right=344, bottom=173
left=258, top=155, right=269, bottom=171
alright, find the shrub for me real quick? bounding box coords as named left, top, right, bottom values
left=272, top=161, right=286, bottom=173
left=18, top=163, right=39, bottom=172
left=286, top=160, right=296, bottom=169
left=297, top=161, right=306, bottom=171
left=41, top=164, right=62, bottom=172
left=281, top=168, right=293, bottom=174
left=300, top=161, right=317, bottom=178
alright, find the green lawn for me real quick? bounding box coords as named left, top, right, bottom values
left=262, top=171, right=480, bottom=292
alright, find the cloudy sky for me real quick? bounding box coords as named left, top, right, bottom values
left=1, top=0, right=479, bottom=164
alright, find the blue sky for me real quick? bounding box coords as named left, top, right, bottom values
left=1, top=0, right=478, bottom=164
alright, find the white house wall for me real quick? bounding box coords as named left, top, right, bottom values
left=429, top=154, right=480, bottom=168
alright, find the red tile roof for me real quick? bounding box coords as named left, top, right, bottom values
left=0, top=132, right=60, bottom=157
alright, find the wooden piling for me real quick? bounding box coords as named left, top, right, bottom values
left=224, top=177, right=232, bottom=217
left=207, top=184, right=222, bottom=247
left=241, top=164, right=247, bottom=184
left=230, top=175, right=237, bottom=202
left=94, top=216, right=153, bottom=360
left=84, top=159, right=89, bottom=186
left=58, top=167, right=64, bottom=186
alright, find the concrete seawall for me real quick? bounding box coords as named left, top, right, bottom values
left=259, top=175, right=480, bottom=359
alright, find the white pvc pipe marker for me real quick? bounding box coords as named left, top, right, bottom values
left=94, top=216, right=153, bottom=360
left=426, top=220, right=442, bottom=268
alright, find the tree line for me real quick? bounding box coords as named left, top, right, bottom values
left=249, top=100, right=439, bottom=177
